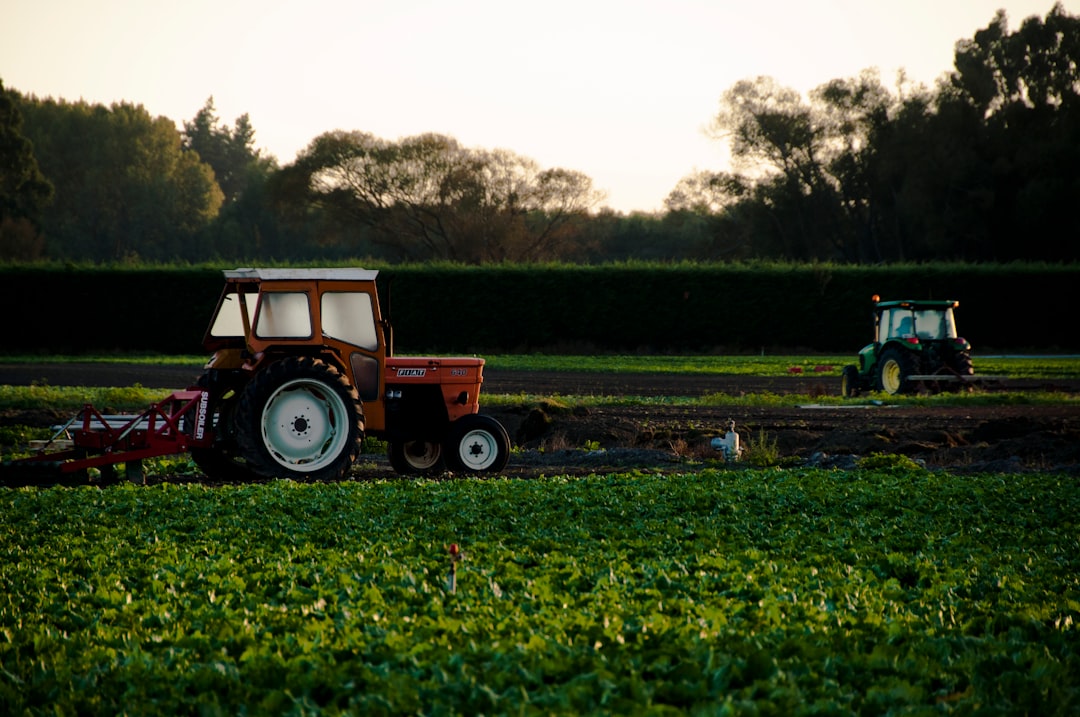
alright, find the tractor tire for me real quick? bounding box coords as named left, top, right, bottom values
left=840, top=365, right=861, bottom=398
left=875, top=347, right=918, bottom=395
left=952, top=351, right=975, bottom=375
left=388, top=440, right=445, bottom=475
left=445, top=414, right=510, bottom=473
left=234, top=357, right=365, bottom=481
left=190, top=446, right=260, bottom=483
left=189, top=372, right=261, bottom=483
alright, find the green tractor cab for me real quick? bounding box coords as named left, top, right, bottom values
left=841, top=296, right=977, bottom=397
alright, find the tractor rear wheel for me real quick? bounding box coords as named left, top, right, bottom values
left=876, top=347, right=917, bottom=395
left=388, top=440, right=445, bottom=475
left=445, top=415, right=510, bottom=473
left=235, top=357, right=365, bottom=481
left=952, top=351, right=975, bottom=375
left=840, top=365, right=861, bottom=398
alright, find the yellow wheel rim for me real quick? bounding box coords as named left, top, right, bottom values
left=882, top=360, right=902, bottom=394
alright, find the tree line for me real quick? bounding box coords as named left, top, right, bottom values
left=1, top=4, right=1077, bottom=265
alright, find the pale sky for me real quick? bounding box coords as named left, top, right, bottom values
left=2, top=0, right=1072, bottom=212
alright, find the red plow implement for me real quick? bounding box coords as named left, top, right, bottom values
left=1, top=390, right=212, bottom=487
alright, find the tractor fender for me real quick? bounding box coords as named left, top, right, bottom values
left=243, top=349, right=349, bottom=378
left=882, top=338, right=923, bottom=352
left=856, top=343, right=877, bottom=376
left=873, top=339, right=923, bottom=366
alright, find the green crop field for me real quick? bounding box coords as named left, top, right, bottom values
left=0, top=353, right=1077, bottom=714
left=1, top=469, right=1077, bottom=715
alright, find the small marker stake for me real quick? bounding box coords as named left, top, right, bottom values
left=447, top=543, right=464, bottom=594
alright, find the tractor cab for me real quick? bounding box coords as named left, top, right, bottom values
left=875, top=300, right=959, bottom=344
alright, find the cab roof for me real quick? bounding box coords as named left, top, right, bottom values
left=875, top=299, right=958, bottom=310
left=223, top=267, right=379, bottom=282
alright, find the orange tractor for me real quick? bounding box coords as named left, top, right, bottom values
left=4, top=268, right=510, bottom=485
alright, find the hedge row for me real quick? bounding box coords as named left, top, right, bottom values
left=2, top=263, right=1076, bottom=355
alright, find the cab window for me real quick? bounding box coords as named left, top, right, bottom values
left=321, top=292, right=379, bottom=350
left=879, top=309, right=909, bottom=342
left=255, top=292, right=312, bottom=338
left=209, top=291, right=258, bottom=338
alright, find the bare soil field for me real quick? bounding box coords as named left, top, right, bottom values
left=481, top=372, right=1080, bottom=477
left=2, top=363, right=1079, bottom=477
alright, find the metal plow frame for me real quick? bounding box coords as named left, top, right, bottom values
left=907, top=373, right=1006, bottom=391
left=1, top=390, right=211, bottom=487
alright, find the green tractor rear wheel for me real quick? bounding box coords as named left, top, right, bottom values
left=876, top=347, right=918, bottom=395
left=952, top=351, right=975, bottom=375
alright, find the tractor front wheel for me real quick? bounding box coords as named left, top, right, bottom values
left=235, top=357, right=365, bottom=481
left=445, top=415, right=510, bottom=473
left=840, top=365, right=861, bottom=398
left=876, top=347, right=917, bottom=395
left=388, top=440, right=445, bottom=475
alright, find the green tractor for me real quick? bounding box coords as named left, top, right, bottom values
left=841, top=295, right=976, bottom=397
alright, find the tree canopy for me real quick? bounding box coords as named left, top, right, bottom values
left=1, top=3, right=1077, bottom=265
left=15, top=96, right=223, bottom=261
left=272, top=131, right=603, bottom=263
left=687, top=2, right=1080, bottom=263
left=182, top=97, right=275, bottom=205
left=0, top=79, right=53, bottom=259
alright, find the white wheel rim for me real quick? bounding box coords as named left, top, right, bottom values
left=456, top=428, right=499, bottom=471
left=403, top=441, right=442, bottom=470
left=260, top=379, right=350, bottom=472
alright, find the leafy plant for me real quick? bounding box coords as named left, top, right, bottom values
left=0, top=383, right=172, bottom=412
left=741, top=427, right=780, bottom=466
left=857, top=451, right=925, bottom=472
left=0, top=425, right=48, bottom=447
